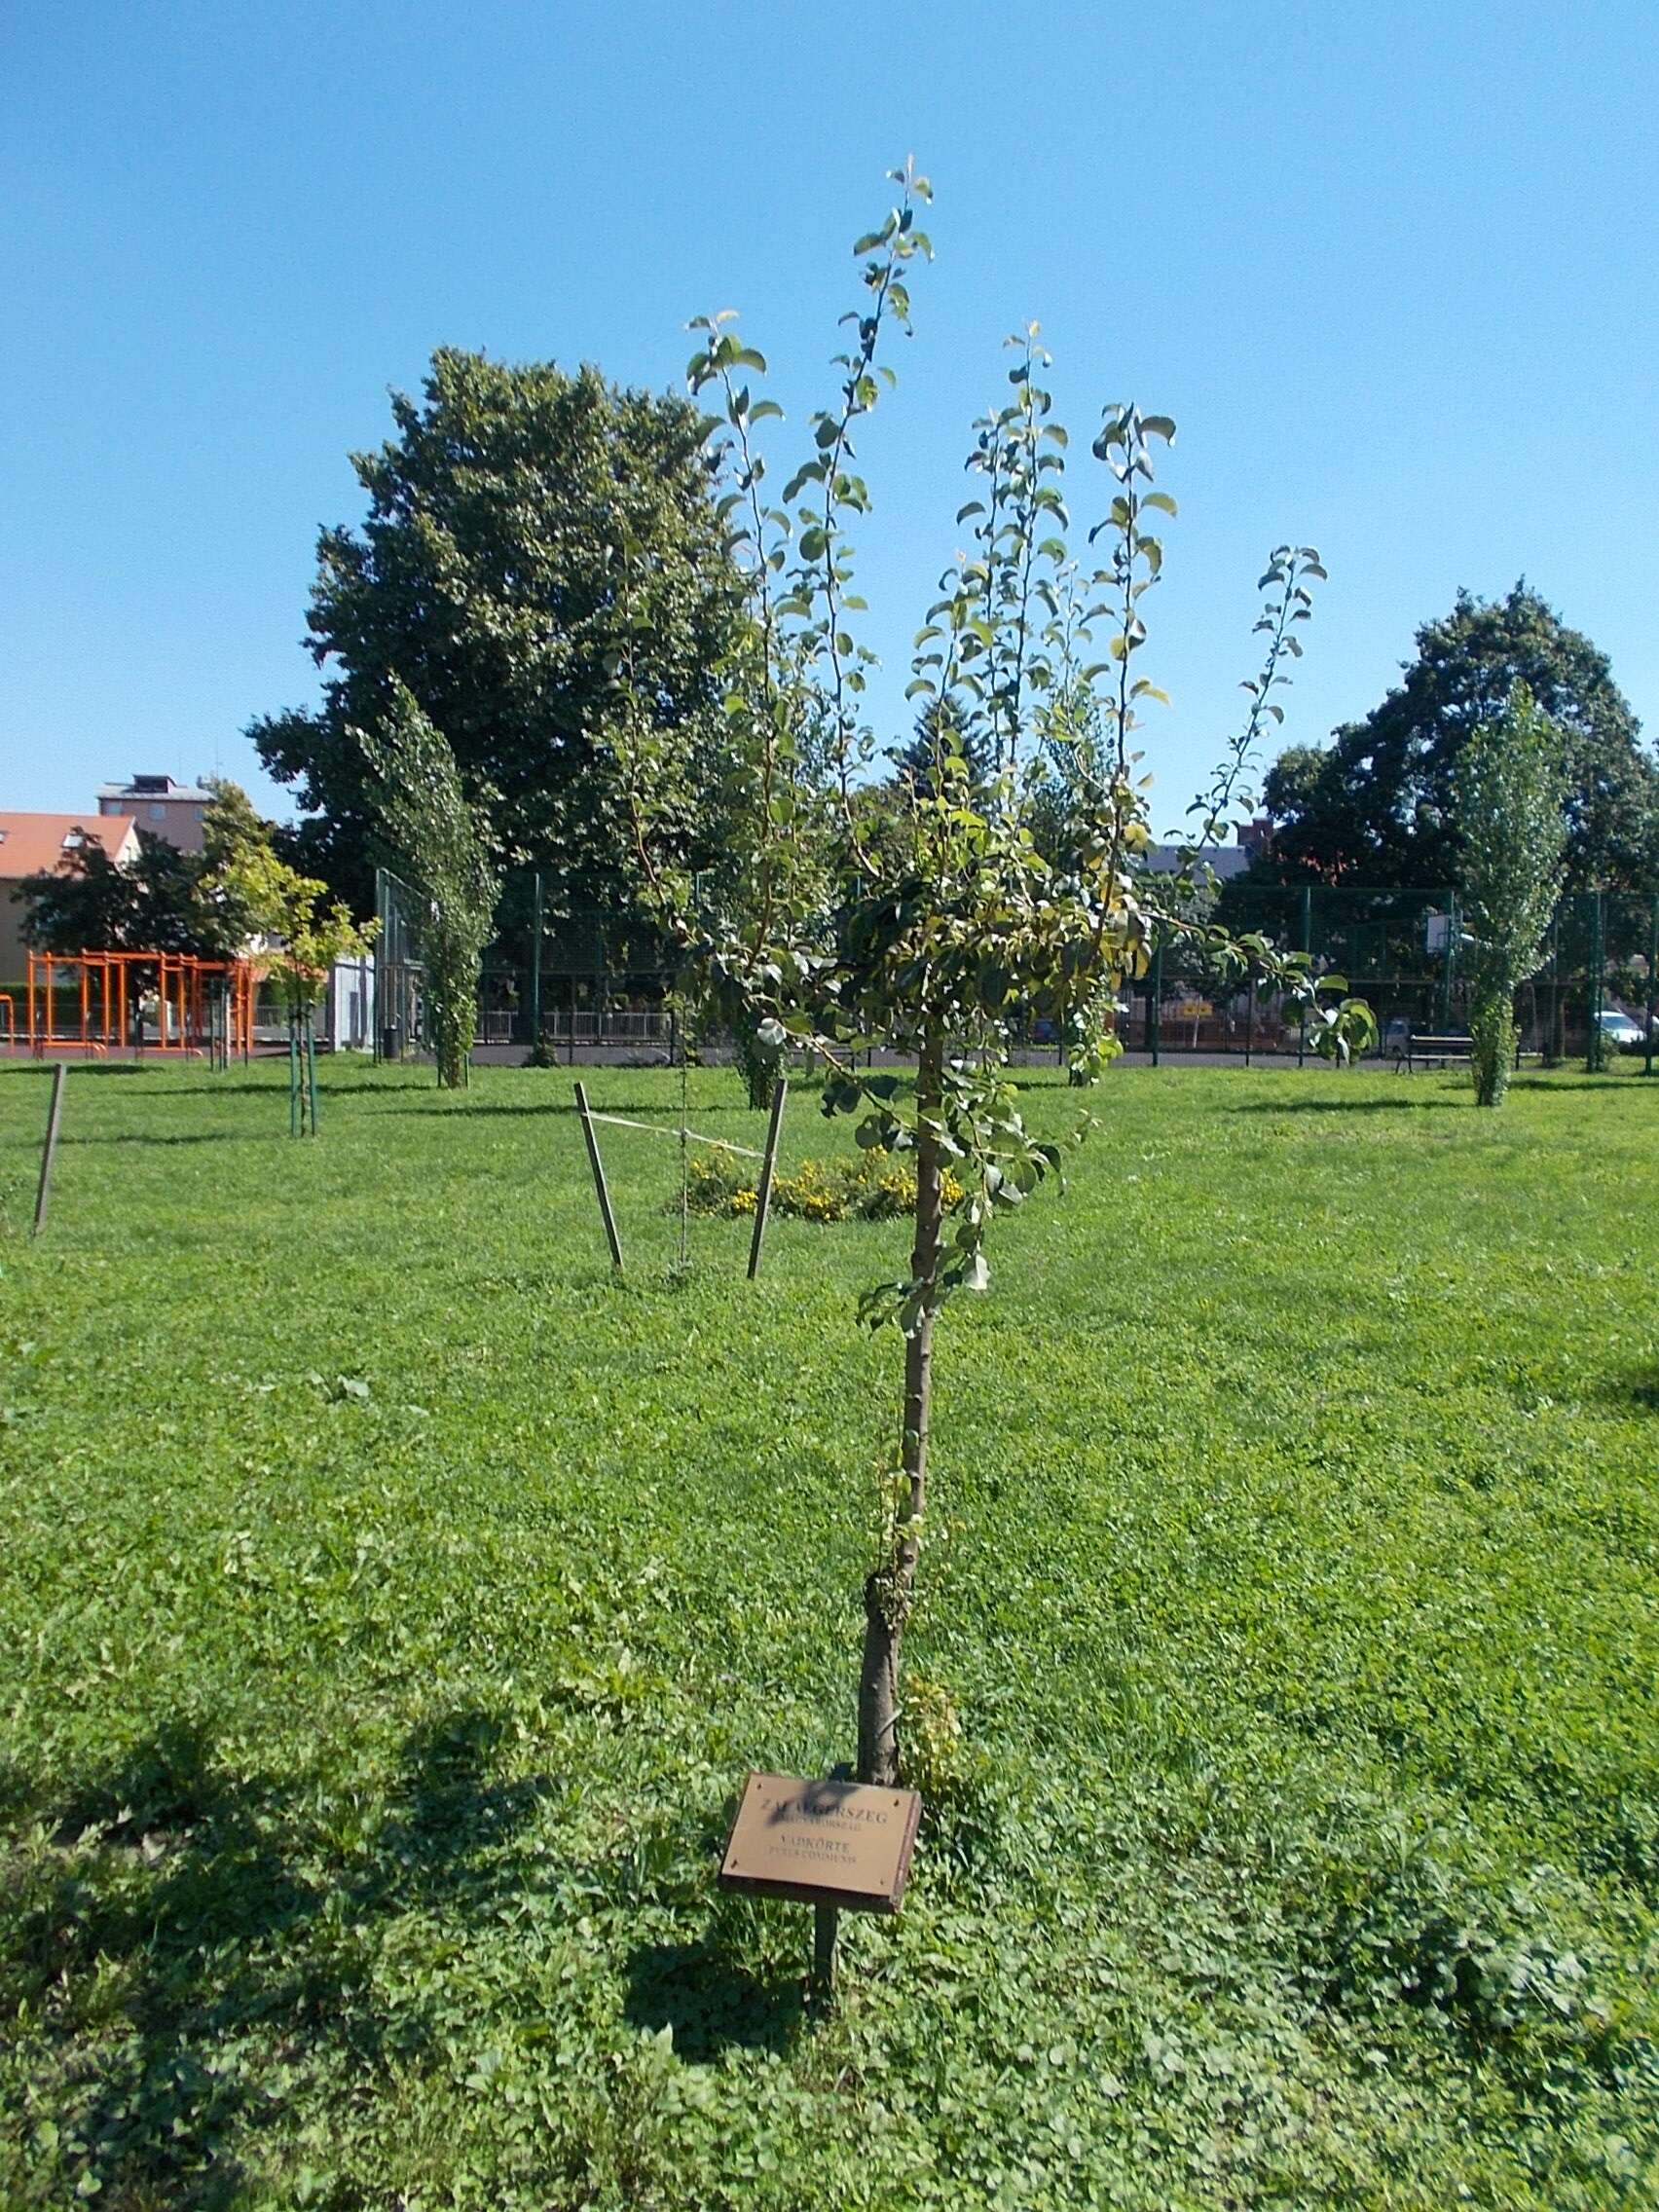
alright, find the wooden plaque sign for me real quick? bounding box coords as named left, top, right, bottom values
left=719, top=1771, right=921, bottom=1914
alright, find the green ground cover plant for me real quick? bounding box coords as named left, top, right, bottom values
left=0, top=1057, right=1655, bottom=2208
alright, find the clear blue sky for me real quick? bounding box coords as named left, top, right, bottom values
left=4, top=0, right=1655, bottom=839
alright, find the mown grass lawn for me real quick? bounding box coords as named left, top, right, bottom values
left=0, top=1055, right=1655, bottom=2210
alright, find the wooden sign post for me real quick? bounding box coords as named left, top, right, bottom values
left=720, top=1770, right=922, bottom=2006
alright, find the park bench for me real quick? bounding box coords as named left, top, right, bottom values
left=1396, top=1031, right=1474, bottom=1073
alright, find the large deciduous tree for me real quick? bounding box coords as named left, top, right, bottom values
left=13, top=834, right=173, bottom=956
left=1262, top=585, right=1657, bottom=892
left=249, top=349, right=748, bottom=921
left=356, top=679, right=501, bottom=1089
left=1456, top=682, right=1569, bottom=1108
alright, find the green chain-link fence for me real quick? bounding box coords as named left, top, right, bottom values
left=1137, top=882, right=1659, bottom=1069
left=373, top=866, right=681, bottom=1064
left=373, top=866, right=1659, bottom=1073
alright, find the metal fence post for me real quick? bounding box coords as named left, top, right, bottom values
left=1646, top=896, right=1657, bottom=1078
left=530, top=869, right=543, bottom=1056
left=1588, top=889, right=1605, bottom=1073
left=1437, top=892, right=1456, bottom=1032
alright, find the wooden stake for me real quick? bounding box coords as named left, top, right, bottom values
left=574, top=1081, right=624, bottom=1271
left=746, top=1077, right=789, bottom=1281
left=32, top=1063, right=67, bottom=1236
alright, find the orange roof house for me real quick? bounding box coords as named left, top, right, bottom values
left=0, top=812, right=140, bottom=984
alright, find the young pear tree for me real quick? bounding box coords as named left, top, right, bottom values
left=356, top=680, right=501, bottom=1089
left=214, top=838, right=376, bottom=1132
left=613, top=166, right=1360, bottom=1787
left=1455, top=682, right=1569, bottom=1107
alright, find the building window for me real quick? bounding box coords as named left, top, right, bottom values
left=150, top=804, right=167, bottom=821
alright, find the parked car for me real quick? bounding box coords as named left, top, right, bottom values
left=1598, top=1009, right=1646, bottom=1051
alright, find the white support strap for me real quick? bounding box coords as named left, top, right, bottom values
left=584, top=1112, right=765, bottom=1161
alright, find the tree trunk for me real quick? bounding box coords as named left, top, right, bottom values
left=858, top=1029, right=944, bottom=1787
left=1470, top=980, right=1516, bottom=1108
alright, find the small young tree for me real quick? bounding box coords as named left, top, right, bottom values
left=214, top=839, right=375, bottom=1130
left=1456, top=682, right=1568, bottom=1107
left=356, top=680, right=501, bottom=1089
left=614, top=166, right=1360, bottom=1788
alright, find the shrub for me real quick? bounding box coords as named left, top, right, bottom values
left=684, top=1148, right=965, bottom=1223
left=898, top=1671, right=971, bottom=1803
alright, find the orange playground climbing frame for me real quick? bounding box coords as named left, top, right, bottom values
left=23, top=950, right=261, bottom=1058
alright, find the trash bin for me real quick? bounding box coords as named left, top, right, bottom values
left=381, top=1022, right=403, bottom=1061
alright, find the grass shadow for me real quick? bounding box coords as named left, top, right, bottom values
left=0, top=1060, right=156, bottom=1079
left=1227, top=1094, right=1468, bottom=1116
left=369, top=1708, right=561, bottom=1911
left=623, top=1923, right=805, bottom=2060
left=1602, top=1370, right=1659, bottom=1415
left=63, top=1129, right=257, bottom=1148
left=21, top=1721, right=320, bottom=2209
left=156, top=1076, right=431, bottom=1100
left=372, top=1096, right=758, bottom=1122
left=1510, top=1073, right=1650, bottom=1091
left=374, top=1098, right=575, bottom=1120
left=10, top=1707, right=560, bottom=2205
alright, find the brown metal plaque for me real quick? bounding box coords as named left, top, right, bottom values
left=719, top=1771, right=921, bottom=1914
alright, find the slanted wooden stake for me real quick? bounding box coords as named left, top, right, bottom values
left=746, top=1077, right=789, bottom=1282
left=574, top=1081, right=623, bottom=1272
left=33, top=1063, right=67, bottom=1236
